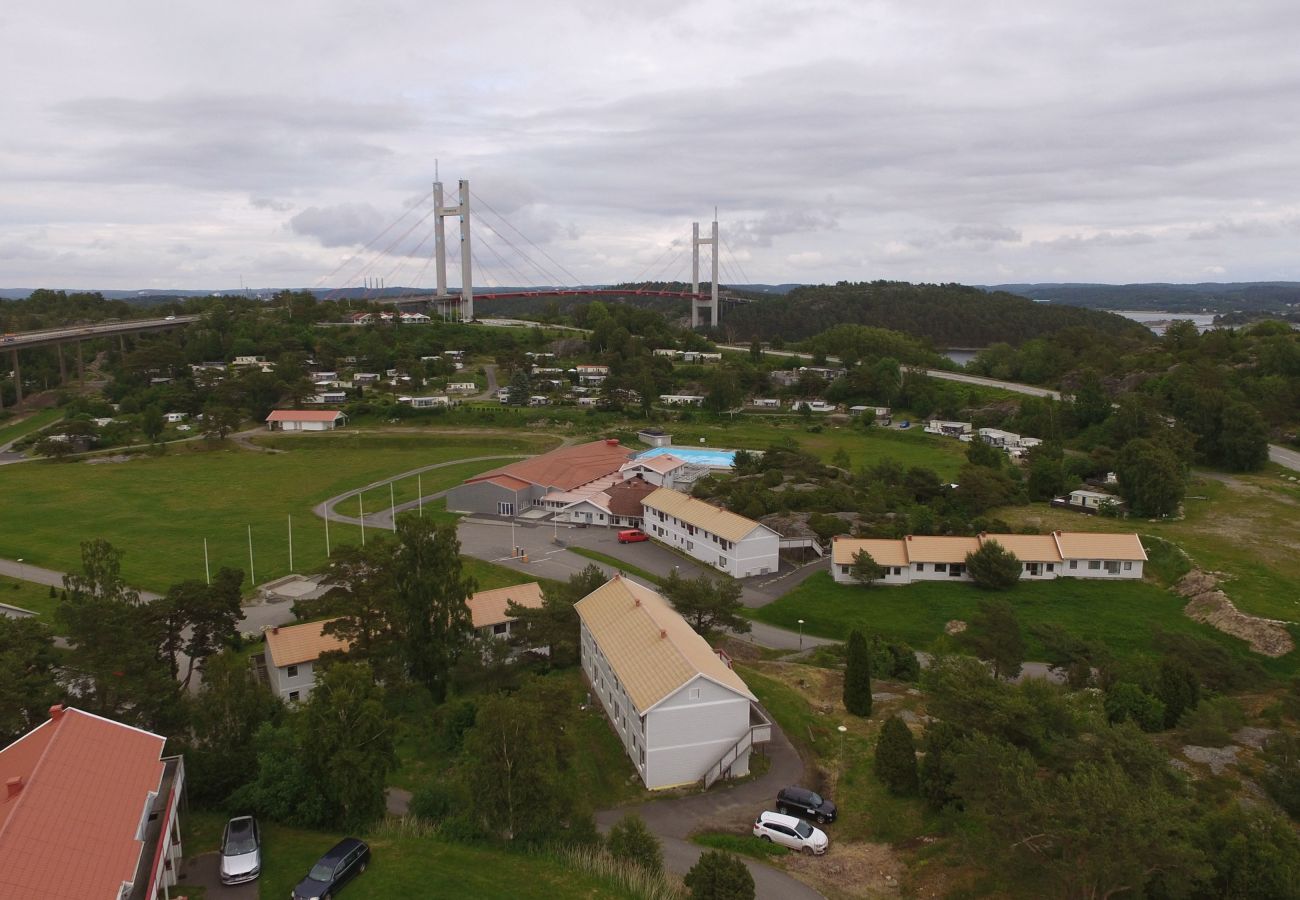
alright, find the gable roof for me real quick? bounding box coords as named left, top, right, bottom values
left=832, top=537, right=909, bottom=567
left=575, top=577, right=755, bottom=714
left=903, top=535, right=981, bottom=563
left=0, top=707, right=166, bottom=900
left=264, top=618, right=350, bottom=667
left=605, top=477, right=659, bottom=518
left=622, top=454, right=687, bottom=475
left=467, top=582, right=544, bottom=629
left=642, top=487, right=772, bottom=543
left=1053, top=531, right=1148, bottom=561
left=480, top=474, right=534, bottom=492
left=467, top=439, right=632, bottom=492
left=265, top=409, right=345, bottom=423
left=980, top=533, right=1063, bottom=562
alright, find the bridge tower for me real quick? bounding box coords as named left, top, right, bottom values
left=691, top=217, right=720, bottom=328
left=433, top=179, right=474, bottom=321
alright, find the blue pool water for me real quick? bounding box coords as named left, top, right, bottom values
left=637, top=446, right=737, bottom=468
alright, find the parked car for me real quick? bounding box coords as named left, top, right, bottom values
left=776, top=786, right=838, bottom=823
left=617, top=528, right=649, bottom=544
left=898, top=420, right=911, bottom=429
left=218, top=815, right=261, bottom=885
left=752, top=810, right=829, bottom=855
left=292, top=837, right=370, bottom=900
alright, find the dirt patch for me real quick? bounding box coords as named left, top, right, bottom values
left=944, top=620, right=967, bottom=636
left=1175, top=570, right=1295, bottom=657
left=783, top=841, right=904, bottom=898
left=83, top=454, right=133, bottom=464
left=718, top=637, right=768, bottom=662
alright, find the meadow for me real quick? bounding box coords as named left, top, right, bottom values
left=0, top=431, right=557, bottom=592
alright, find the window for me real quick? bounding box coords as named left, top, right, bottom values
left=1089, top=560, right=1101, bottom=570
left=1105, top=561, right=1121, bottom=574
left=497, top=501, right=515, bottom=516
left=288, top=691, right=300, bottom=702
left=915, top=563, right=925, bottom=572
left=286, top=665, right=298, bottom=678
left=493, top=622, right=509, bottom=636
left=935, top=563, right=947, bottom=573
left=1123, top=562, right=1133, bottom=571
left=949, top=565, right=964, bottom=577
left=687, top=541, right=694, bottom=551
left=689, top=687, right=701, bottom=700
left=1070, top=560, right=1078, bottom=570
left=719, top=555, right=728, bottom=567
left=1047, top=563, right=1055, bottom=572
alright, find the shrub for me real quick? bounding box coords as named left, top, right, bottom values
left=843, top=630, right=873, bottom=716
left=684, top=850, right=754, bottom=900
left=607, top=813, right=663, bottom=874
left=1104, top=682, right=1166, bottom=733
left=1179, top=696, right=1245, bottom=747
left=874, top=716, right=919, bottom=795
left=1155, top=659, right=1200, bottom=729
left=410, top=780, right=461, bottom=824
left=965, top=539, right=1022, bottom=591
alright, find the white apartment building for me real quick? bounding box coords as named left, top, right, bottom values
left=641, top=487, right=780, bottom=578
left=263, top=619, right=349, bottom=702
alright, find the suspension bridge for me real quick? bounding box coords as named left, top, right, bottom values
left=316, top=178, right=754, bottom=329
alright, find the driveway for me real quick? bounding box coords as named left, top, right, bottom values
left=176, top=851, right=257, bottom=899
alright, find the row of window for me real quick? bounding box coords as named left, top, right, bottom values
left=651, top=509, right=733, bottom=551
left=838, top=560, right=1136, bottom=577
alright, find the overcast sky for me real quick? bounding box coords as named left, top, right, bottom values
left=4, top=0, right=1300, bottom=291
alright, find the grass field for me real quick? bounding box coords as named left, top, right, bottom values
left=750, top=571, right=1298, bottom=677
left=0, top=431, right=556, bottom=592
left=994, top=470, right=1300, bottom=623
left=0, top=576, right=59, bottom=622
left=0, top=408, right=64, bottom=448
left=692, top=831, right=787, bottom=860
left=568, top=547, right=666, bottom=586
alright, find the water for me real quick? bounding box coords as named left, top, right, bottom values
left=943, top=349, right=979, bottom=366
left=1114, top=310, right=1217, bottom=335
left=637, top=446, right=737, bottom=468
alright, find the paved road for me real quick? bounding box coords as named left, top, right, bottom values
left=0, top=315, right=198, bottom=350
left=1270, top=443, right=1300, bottom=472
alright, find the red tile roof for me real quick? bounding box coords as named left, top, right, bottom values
left=467, top=439, right=632, bottom=492
left=266, top=409, right=346, bottom=422
left=480, top=474, right=534, bottom=492
left=605, top=477, right=659, bottom=518
left=0, top=707, right=167, bottom=900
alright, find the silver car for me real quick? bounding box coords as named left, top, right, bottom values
left=219, top=815, right=262, bottom=884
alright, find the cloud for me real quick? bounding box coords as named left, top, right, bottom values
left=251, top=197, right=295, bottom=213
left=948, top=224, right=1022, bottom=244
left=289, top=203, right=395, bottom=248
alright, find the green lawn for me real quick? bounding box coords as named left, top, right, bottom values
left=750, top=571, right=1297, bottom=677
left=257, top=823, right=635, bottom=900
left=0, top=431, right=556, bottom=592
left=0, top=576, right=60, bottom=622
left=0, top=408, right=64, bottom=448
left=568, top=547, right=666, bottom=587
left=692, top=831, right=787, bottom=860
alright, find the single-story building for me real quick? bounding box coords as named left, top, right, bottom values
left=466, top=582, right=545, bottom=640
left=659, top=394, right=705, bottom=406
left=748, top=398, right=782, bottom=409
left=831, top=531, right=1146, bottom=584
left=164, top=412, right=188, bottom=424
left=400, top=312, right=431, bottom=324
left=446, top=381, right=478, bottom=392
left=446, top=438, right=634, bottom=516
left=576, top=576, right=771, bottom=789
left=1061, top=489, right=1120, bottom=512
left=399, top=395, right=451, bottom=409
left=637, top=427, right=672, bottom=448
left=353, top=373, right=380, bottom=384
left=849, top=405, right=891, bottom=418
left=264, top=619, right=350, bottom=702
left=309, top=391, right=348, bottom=405
left=0, top=705, right=185, bottom=900
left=266, top=409, right=349, bottom=431
left=925, top=420, right=973, bottom=437
left=641, top=487, right=780, bottom=578
left=791, top=400, right=836, bottom=413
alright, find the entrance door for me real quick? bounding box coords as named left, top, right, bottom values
left=497, top=501, right=515, bottom=516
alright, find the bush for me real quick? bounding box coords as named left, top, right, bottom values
left=684, top=850, right=754, bottom=900
left=410, top=780, right=461, bottom=824
left=874, top=716, right=919, bottom=795
left=965, top=539, right=1022, bottom=591
left=607, top=813, right=663, bottom=874
left=1104, top=682, right=1166, bottom=733
left=843, top=630, right=873, bottom=716
left=1261, top=732, right=1300, bottom=819
left=1179, top=696, right=1245, bottom=747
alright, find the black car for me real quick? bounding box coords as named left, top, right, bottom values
left=776, top=786, right=838, bottom=824
left=292, top=837, right=370, bottom=900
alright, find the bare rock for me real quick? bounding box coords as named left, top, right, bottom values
left=872, top=692, right=902, bottom=702
left=1183, top=745, right=1240, bottom=775
left=1233, top=727, right=1277, bottom=750
left=944, top=620, right=967, bottom=636
left=1178, top=570, right=1295, bottom=657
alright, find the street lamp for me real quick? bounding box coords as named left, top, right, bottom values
left=16, top=558, right=24, bottom=580
left=797, top=618, right=805, bottom=649
left=837, top=724, right=848, bottom=774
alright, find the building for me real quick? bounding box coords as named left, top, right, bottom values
left=232, top=355, right=267, bottom=367
left=308, top=391, right=348, bottom=405
left=400, top=312, right=431, bottom=324
left=619, top=453, right=689, bottom=488
left=0, top=706, right=185, bottom=900
left=849, top=405, right=891, bottom=418
left=446, top=439, right=634, bottom=516
left=399, top=395, right=451, bottom=409
left=748, top=398, right=781, bottom=409
left=791, top=400, right=836, bottom=413
left=265, top=409, right=348, bottom=431
left=637, top=427, right=672, bottom=448
left=554, top=474, right=660, bottom=527
left=830, top=531, right=1146, bottom=584
left=163, top=412, right=187, bottom=424
left=575, top=576, right=771, bottom=789
left=466, top=582, right=545, bottom=639
left=641, top=487, right=780, bottom=578
left=1060, top=489, right=1121, bottom=512
left=446, top=381, right=478, bottom=392
left=659, top=394, right=705, bottom=406
left=263, top=619, right=350, bottom=702
left=925, top=420, right=973, bottom=438
left=353, top=373, right=380, bottom=385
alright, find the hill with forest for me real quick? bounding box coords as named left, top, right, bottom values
left=987, top=282, right=1300, bottom=316
left=716, top=281, right=1150, bottom=347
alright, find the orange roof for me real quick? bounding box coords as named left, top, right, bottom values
left=622, top=454, right=687, bottom=475
left=264, top=618, right=350, bottom=667
left=832, top=537, right=909, bottom=567
left=903, top=535, right=981, bottom=562
left=265, top=409, right=345, bottom=422
left=467, top=439, right=632, bottom=492
left=467, top=582, right=544, bottom=629
left=1053, top=531, right=1148, bottom=561
left=980, top=533, right=1062, bottom=562
left=0, top=707, right=166, bottom=900
left=480, top=474, right=533, bottom=492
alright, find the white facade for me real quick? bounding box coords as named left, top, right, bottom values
left=642, top=493, right=780, bottom=578
left=446, top=381, right=478, bottom=392
left=400, top=395, right=451, bottom=409
left=1068, top=489, right=1119, bottom=510
left=926, top=420, right=973, bottom=436
left=265, top=658, right=320, bottom=702
left=659, top=394, right=705, bottom=406
left=748, top=398, right=781, bottom=409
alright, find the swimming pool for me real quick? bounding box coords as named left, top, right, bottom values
left=637, top=446, right=737, bottom=468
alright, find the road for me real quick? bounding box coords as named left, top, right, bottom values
left=1, top=315, right=198, bottom=350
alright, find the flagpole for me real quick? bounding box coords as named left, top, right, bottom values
left=288, top=513, right=294, bottom=571
left=359, top=495, right=366, bottom=546
left=247, top=525, right=256, bottom=586
left=325, top=507, right=331, bottom=557
left=390, top=482, right=397, bottom=532
left=204, top=538, right=210, bottom=585
left=418, top=474, right=423, bottom=517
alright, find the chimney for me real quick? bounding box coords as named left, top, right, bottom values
left=634, top=598, right=640, bottom=606
left=5, top=777, right=22, bottom=800
left=660, top=629, right=667, bottom=639
left=271, top=626, right=279, bottom=635
left=605, top=439, right=619, bottom=446
left=48, top=704, right=64, bottom=721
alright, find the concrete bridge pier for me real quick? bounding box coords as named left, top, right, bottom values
left=76, top=342, right=84, bottom=382
left=57, top=344, right=66, bottom=384
left=10, top=349, right=21, bottom=404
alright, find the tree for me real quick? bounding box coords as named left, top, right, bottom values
left=389, top=517, right=475, bottom=702
left=684, top=850, right=755, bottom=900
left=187, top=650, right=283, bottom=806
left=748, top=339, right=763, bottom=362
left=966, top=436, right=1004, bottom=469
left=704, top=369, right=742, bottom=413
left=607, top=813, right=663, bottom=874
left=156, top=567, right=244, bottom=689
left=318, top=541, right=400, bottom=680
left=958, top=600, right=1024, bottom=680
left=1072, top=369, right=1111, bottom=427
left=506, top=368, right=531, bottom=405
left=1104, top=682, right=1166, bottom=732
left=850, top=549, right=885, bottom=585
left=140, top=405, right=165, bottom=442
left=843, top=629, right=873, bottom=716
left=661, top=570, right=750, bottom=640
left=62, top=538, right=140, bottom=605
left=0, top=617, right=61, bottom=745
left=965, top=539, right=1022, bottom=590
left=202, top=404, right=243, bottom=440
left=1155, top=658, right=1200, bottom=729
left=1200, top=805, right=1300, bottom=899
left=874, top=715, right=919, bottom=795
left=298, top=661, right=396, bottom=829
left=507, top=564, right=606, bottom=666
left=1117, top=438, right=1185, bottom=517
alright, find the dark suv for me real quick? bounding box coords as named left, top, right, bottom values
left=292, top=837, right=370, bottom=900
left=776, top=786, right=837, bottom=824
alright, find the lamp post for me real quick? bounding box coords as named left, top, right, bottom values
left=797, top=618, right=805, bottom=649
left=837, top=724, right=848, bottom=775
left=16, top=558, right=24, bottom=581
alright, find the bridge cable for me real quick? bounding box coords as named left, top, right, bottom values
left=471, top=223, right=539, bottom=289
left=321, top=200, right=441, bottom=302
left=468, top=204, right=568, bottom=288
left=470, top=190, right=584, bottom=286
left=310, top=190, right=434, bottom=293
left=720, top=234, right=753, bottom=286
left=627, top=241, right=680, bottom=286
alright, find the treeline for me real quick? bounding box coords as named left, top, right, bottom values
left=715, top=281, right=1150, bottom=347
left=991, top=281, right=1300, bottom=315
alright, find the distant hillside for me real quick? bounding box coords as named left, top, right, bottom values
left=986, top=282, right=1300, bottom=315
left=718, top=281, right=1150, bottom=347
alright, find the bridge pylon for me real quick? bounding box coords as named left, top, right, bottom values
left=433, top=178, right=474, bottom=321
left=691, top=218, right=720, bottom=328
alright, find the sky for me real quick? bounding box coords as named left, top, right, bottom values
left=3, top=0, right=1300, bottom=291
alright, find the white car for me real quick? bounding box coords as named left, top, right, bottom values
left=752, top=810, right=829, bottom=855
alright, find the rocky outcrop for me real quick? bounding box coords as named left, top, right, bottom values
left=1176, top=570, right=1295, bottom=658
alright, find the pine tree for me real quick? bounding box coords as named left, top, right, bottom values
left=684, top=850, right=754, bottom=900
left=607, top=812, right=663, bottom=874
left=874, top=715, right=919, bottom=795
left=843, top=629, right=873, bottom=716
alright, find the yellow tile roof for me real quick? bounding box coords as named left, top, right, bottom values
left=264, top=619, right=350, bottom=667
left=832, top=538, right=909, bottom=567
left=979, top=533, right=1063, bottom=562
left=642, top=487, right=770, bottom=543
left=1053, top=531, right=1148, bottom=561
left=467, top=582, right=544, bottom=629
left=903, top=535, right=981, bottom=562
left=574, top=576, right=755, bottom=714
